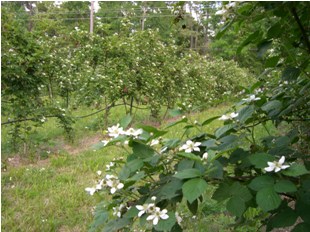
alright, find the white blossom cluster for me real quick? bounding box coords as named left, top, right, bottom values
left=101, top=124, right=144, bottom=147
left=136, top=197, right=169, bottom=225
left=219, top=112, right=238, bottom=121
left=85, top=174, right=124, bottom=195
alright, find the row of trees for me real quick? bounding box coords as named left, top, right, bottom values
left=1, top=1, right=254, bottom=153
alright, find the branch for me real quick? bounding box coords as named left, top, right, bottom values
left=1, top=103, right=151, bottom=125
left=290, top=7, right=310, bottom=54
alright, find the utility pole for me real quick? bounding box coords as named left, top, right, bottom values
left=90, top=1, right=94, bottom=34
left=141, top=5, right=146, bottom=30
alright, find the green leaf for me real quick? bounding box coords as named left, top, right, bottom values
left=274, top=180, right=297, bottom=193
left=212, top=182, right=231, bottom=201
left=296, top=199, right=310, bottom=223
left=119, top=114, right=132, bottom=128
left=257, top=40, right=272, bottom=58
left=256, top=187, right=281, bottom=212
left=227, top=196, right=246, bottom=217
left=207, top=160, right=223, bottom=179
left=91, top=141, right=108, bottom=150
left=157, top=178, right=183, bottom=200
left=283, top=163, right=309, bottom=177
left=154, top=211, right=176, bottom=232
left=201, top=139, right=217, bottom=148
left=238, top=105, right=255, bottom=123
left=216, top=19, right=234, bottom=39
left=174, top=168, right=203, bottom=179
left=237, top=30, right=261, bottom=54
left=177, top=159, right=195, bottom=171
left=202, top=116, right=220, bottom=126
left=248, top=153, right=274, bottom=168
left=103, top=217, right=131, bottom=232
left=119, top=159, right=143, bottom=180
left=265, top=56, right=280, bottom=68
left=248, top=175, right=274, bottom=191
left=292, top=223, right=310, bottom=232
left=138, top=125, right=167, bottom=137
left=267, top=22, right=282, bottom=38
left=215, top=124, right=235, bottom=138
left=123, top=206, right=139, bottom=219
left=126, top=171, right=145, bottom=182
left=269, top=207, right=298, bottom=228
left=165, top=117, right=188, bottom=129
left=218, top=135, right=239, bottom=151
left=89, top=205, right=109, bottom=232
left=131, top=141, right=154, bottom=160
left=261, top=100, right=282, bottom=117
left=231, top=182, right=252, bottom=202
left=187, top=199, right=198, bottom=215
left=182, top=178, right=208, bottom=204
left=282, top=67, right=301, bottom=81
left=177, top=152, right=201, bottom=162
left=126, top=159, right=144, bottom=173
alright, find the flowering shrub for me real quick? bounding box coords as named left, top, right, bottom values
left=85, top=2, right=310, bottom=231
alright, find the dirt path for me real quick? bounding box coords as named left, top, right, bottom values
left=5, top=133, right=103, bottom=169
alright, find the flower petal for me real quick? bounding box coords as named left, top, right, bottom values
left=275, top=167, right=281, bottom=172
left=138, top=211, right=145, bottom=217
left=264, top=166, right=274, bottom=172
left=117, top=183, right=124, bottom=189
left=153, top=217, right=159, bottom=225
left=160, top=214, right=169, bottom=220
left=110, top=187, right=116, bottom=194
left=136, top=205, right=144, bottom=210
left=279, top=156, right=285, bottom=164
left=281, top=165, right=290, bottom=170
left=146, top=215, right=155, bottom=221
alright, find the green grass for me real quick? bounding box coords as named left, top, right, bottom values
left=1, top=102, right=285, bottom=231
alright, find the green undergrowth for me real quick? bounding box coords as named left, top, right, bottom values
left=1, top=102, right=286, bottom=231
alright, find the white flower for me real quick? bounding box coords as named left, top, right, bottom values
left=97, top=170, right=102, bottom=176
left=125, top=128, right=143, bottom=138
left=106, top=178, right=124, bottom=194
left=113, top=204, right=125, bottom=218
left=150, top=139, right=159, bottom=146
left=151, top=196, right=157, bottom=201
left=179, top=140, right=201, bottom=153
left=243, top=95, right=261, bottom=103
left=264, top=156, right=290, bottom=173
left=219, top=114, right=230, bottom=121
left=146, top=207, right=169, bottom=225
left=219, top=112, right=238, bottom=121
left=106, top=162, right=115, bottom=170
left=85, top=187, right=96, bottom=195
left=107, top=124, right=124, bottom=138
left=105, top=174, right=116, bottom=180
left=230, top=112, right=239, bottom=118
left=136, top=203, right=155, bottom=217
left=175, top=212, right=182, bottom=225
left=101, top=140, right=109, bottom=146
left=215, top=9, right=227, bottom=15
left=226, top=2, right=236, bottom=9
left=202, top=152, right=209, bottom=161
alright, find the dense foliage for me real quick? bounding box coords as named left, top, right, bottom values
left=85, top=2, right=310, bottom=231
left=1, top=1, right=252, bottom=154
left=2, top=1, right=309, bottom=231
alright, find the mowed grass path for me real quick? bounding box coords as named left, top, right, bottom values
left=2, top=103, right=273, bottom=231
